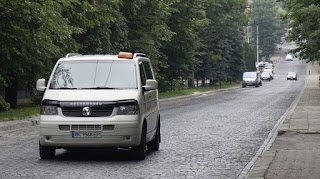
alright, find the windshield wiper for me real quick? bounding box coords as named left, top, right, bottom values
left=54, top=87, right=78, bottom=90
left=81, top=87, right=116, bottom=89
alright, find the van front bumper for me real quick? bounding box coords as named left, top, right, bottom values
left=39, top=115, right=141, bottom=148
left=243, top=81, right=257, bottom=86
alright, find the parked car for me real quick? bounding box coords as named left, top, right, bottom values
left=36, top=52, right=161, bottom=160
left=287, top=72, right=297, bottom=80
left=242, top=72, right=262, bottom=88
left=261, top=71, right=272, bottom=81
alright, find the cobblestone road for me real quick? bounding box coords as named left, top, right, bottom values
left=0, top=58, right=306, bottom=179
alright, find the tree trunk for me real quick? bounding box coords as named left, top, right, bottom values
left=188, top=78, right=194, bottom=88
left=5, top=80, right=18, bottom=109
left=202, top=79, right=205, bottom=87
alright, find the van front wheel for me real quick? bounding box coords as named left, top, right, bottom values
left=132, top=123, right=147, bottom=160
left=39, top=142, right=55, bottom=159
left=147, top=120, right=160, bottom=151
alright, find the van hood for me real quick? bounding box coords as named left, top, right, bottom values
left=43, top=89, right=140, bottom=102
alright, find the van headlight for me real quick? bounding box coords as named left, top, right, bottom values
left=40, top=106, right=58, bottom=115
left=117, top=105, right=140, bottom=115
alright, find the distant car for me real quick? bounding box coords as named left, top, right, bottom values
left=242, top=72, right=262, bottom=88
left=265, top=60, right=274, bottom=64
left=261, top=72, right=272, bottom=81
left=287, top=72, right=297, bottom=80
left=286, top=54, right=293, bottom=61
left=263, top=68, right=274, bottom=79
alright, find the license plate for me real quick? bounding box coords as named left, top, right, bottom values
left=72, top=131, right=102, bottom=138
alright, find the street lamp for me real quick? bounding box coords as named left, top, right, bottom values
left=256, top=25, right=259, bottom=64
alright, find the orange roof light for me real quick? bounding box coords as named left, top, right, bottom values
left=118, top=52, right=133, bottom=59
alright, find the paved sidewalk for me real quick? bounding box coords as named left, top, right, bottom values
left=247, top=62, right=320, bottom=179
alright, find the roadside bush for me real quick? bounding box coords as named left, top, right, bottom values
left=32, top=89, right=44, bottom=105
left=0, top=96, right=10, bottom=112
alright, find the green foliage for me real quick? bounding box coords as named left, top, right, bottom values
left=161, top=0, right=207, bottom=83
left=284, top=0, right=320, bottom=61
left=251, top=0, right=286, bottom=60
left=159, top=81, right=240, bottom=99
left=121, top=0, right=174, bottom=77
left=243, top=42, right=256, bottom=71
left=0, top=96, right=10, bottom=112
left=0, top=106, right=40, bottom=122
left=0, top=0, right=285, bottom=106
left=196, top=0, right=249, bottom=83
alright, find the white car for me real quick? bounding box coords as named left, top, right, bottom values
left=287, top=72, right=297, bottom=80
left=261, top=72, right=272, bottom=81
left=263, top=68, right=274, bottom=79
left=286, top=54, right=293, bottom=61
left=36, top=52, right=160, bottom=160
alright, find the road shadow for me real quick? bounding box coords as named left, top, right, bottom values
left=45, top=148, right=158, bottom=162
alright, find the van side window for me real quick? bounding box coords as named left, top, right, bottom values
left=142, top=61, right=154, bottom=79
left=139, top=62, right=147, bottom=86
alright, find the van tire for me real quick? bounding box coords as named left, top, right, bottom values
left=39, top=142, right=55, bottom=159
left=132, top=122, right=147, bottom=160
left=148, top=120, right=160, bottom=151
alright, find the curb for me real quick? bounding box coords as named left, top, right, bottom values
left=160, top=86, right=241, bottom=103
left=240, top=60, right=310, bottom=179
left=0, top=116, right=39, bottom=133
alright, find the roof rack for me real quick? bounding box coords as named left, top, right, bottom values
left=133, top=53, right=146, bottom=58
left=65, top=53, right=82, bottom=58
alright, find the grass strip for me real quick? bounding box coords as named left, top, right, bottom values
left=159, top=82, right=240, bottom=99
left=0, top=106, right=40, bottom=122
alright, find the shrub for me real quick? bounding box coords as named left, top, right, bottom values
left=32, top=89, right=44, bottom=105
left=0, top=96, right=10, bottom=112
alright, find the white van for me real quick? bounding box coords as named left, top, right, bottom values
left=36, top=52, right=160, bottom=160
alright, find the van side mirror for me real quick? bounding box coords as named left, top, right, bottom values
left=143, top=80, right=158, bottom=91
left=36, top=79, right=46, bottom=91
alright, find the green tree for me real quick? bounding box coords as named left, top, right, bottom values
left=0, top=0, right=80, bottom=108
left=251, top=0, right=285, bottom=61
left=62, top=0, right=129, bottom=54
left=284, top=0, right=320, bottom=61
left=121, top=0, right=174, bottom=86
left=160, top=0, right=208, bottom=89
left=196, top=0, right=249, bottom=85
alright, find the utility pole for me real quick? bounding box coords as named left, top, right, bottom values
left=256, top=25, right=259, bottom=64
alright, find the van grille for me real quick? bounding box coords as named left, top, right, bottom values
left=61, top=106, right=113, bottom=117
left=71, top=125, right=102, bottom=131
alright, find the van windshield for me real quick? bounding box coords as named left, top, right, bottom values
left=243, top=72, right=257, bottom=78
left=49, top=60, right=137, bottom=89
